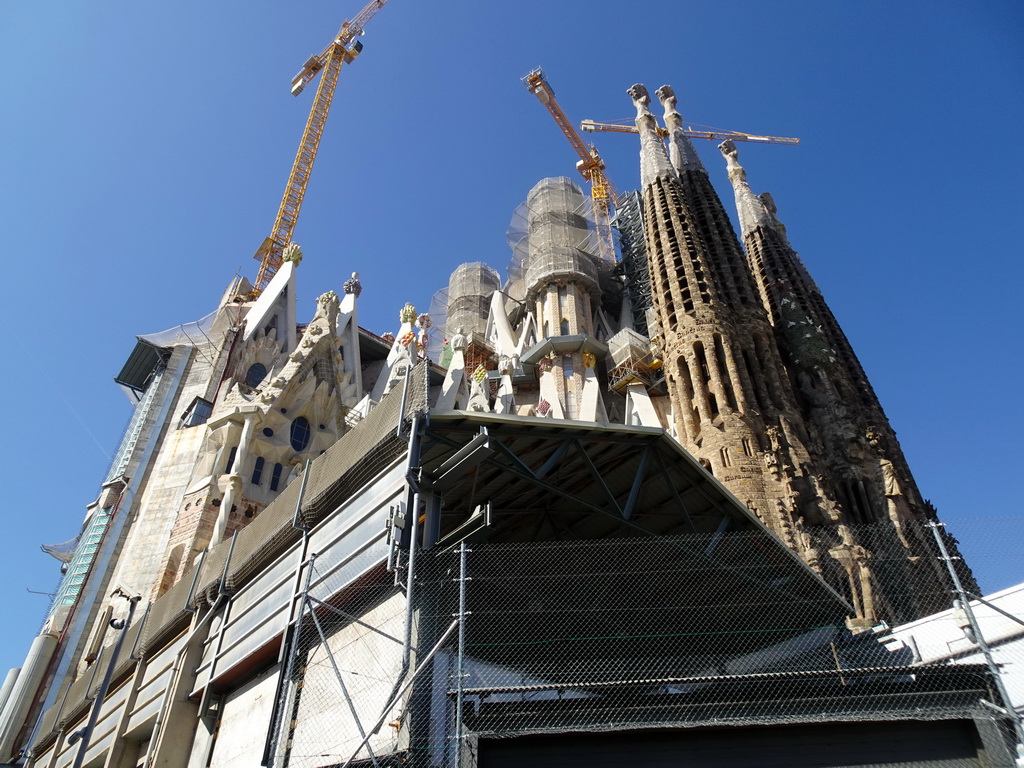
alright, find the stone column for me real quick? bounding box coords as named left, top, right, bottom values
left=211, top=409, right=258, bottom=546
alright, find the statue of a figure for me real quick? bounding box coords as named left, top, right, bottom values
left=450, top=327, right=467, bottom=353
left=315, top=290, right=340, bottom=329
left=810, top=474, right=843, bottom=523
left=881, top=458, right=913, bottom=549
left=796, top=517, right=822, bottom=574
left=829, top=526, right=877, bottom=626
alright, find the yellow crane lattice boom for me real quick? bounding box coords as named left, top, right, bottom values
left=252, top=0, right=389, bottom=296
left=522, top=68, right=619, bottom=266
left=580, top=119, right=799, bottom=146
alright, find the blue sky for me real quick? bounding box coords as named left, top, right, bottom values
left=1, top=1, right=1022, bottom=672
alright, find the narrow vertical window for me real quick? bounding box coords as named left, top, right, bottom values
left=251, top=456, right=265, bottom=486
left=225, top=446, right=238, bottom=474
left=270, top=463, right=283, bottom=492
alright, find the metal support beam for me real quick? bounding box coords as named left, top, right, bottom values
left=654, top=450, right=699, bottom=534
left=339, top=620, right=460, bottom=768
left=308, top=608, right=380, bottom=768
left=305, top=596, right=407, bottom=647
left=621, top=444, right=652, bottom=521
left=572, top=440, right=622, bottom=516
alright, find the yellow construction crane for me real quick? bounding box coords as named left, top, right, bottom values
left=251, top=0, right=389, bottom=296
left=580, top=118, right=799, bottom=146
left=522, top=68, right=619, bottom=266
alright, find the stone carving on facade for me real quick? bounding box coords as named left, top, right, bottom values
left=467, top=376, right=490, bottom=413
left=881, top=458, right=914, bottom=551
left=796, top=517, right=823, bottom=574
left=810, top=474, right=843, bottom=523
left=829, top=525, right=877, bottom=626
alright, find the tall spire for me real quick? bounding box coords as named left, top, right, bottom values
left=655, top=85, right=705, bottom=174
left=716, top=139, right=951, bottom=607
left=721, top=139, right=783, bottom=239
left=654, top=86, right=760, bottom=311
left=628, top=81, right=815, bottom=558
left=628, top=83, right=674, bottom=189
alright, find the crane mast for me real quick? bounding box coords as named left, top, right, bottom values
left=523, top=68, right=619, bottom=267
left=252, top=0, right=389, bottom=296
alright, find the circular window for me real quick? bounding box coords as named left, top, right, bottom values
left=245, top=363, right=267, bottom=388
left=290, top=417, right=311, bottom=452
left=262, top=427, right=274, bottom=437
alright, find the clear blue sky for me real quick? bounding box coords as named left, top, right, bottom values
left=2, top=1, right=1022, bottom=673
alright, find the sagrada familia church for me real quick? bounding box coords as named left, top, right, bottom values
left=0, top=81, right=1000, bottom=768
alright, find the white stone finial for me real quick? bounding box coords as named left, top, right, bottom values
left=719, top=139, right=772, bottom=237
left=627, top=83, right=652, bottom=118
left=659, top=84, right=704, bottom=173
left=655, top=85, right=678, bottom=117
left=629, top=83, right=673, bottom=188
left=719, top=139, right=744, bottom=181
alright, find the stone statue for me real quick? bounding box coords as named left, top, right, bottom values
left=315, top=291, right=340, bottom=330
left=450, top=327, right=467, bottom=353
left=810, top=474, right=842, bottom=523
left=829, top=526, right=877, bottom=626
left=881, top=458, right=913, bottom=549
left=796, top=517, right=822, bottom=574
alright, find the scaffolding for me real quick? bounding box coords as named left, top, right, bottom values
left=613, top=190, right=651, bottom=337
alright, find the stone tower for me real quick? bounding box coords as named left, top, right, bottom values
left=627, top=82, right=974, bottom=624
left=523, top=177, right=604, bottom=420
left=719, top=139, right=963, bottom=613
left=629, top=83, right=823, bottom=556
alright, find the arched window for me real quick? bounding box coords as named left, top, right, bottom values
left=290, top=417, right=311, bottom=452
left=251, top=456, right=265, bottom=486
left=270, top=463, right=284, bottom=492
left=559, top=318, right=570, bottom=335
left=245, top=363, right=267, bottom=388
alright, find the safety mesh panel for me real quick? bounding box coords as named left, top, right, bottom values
left=269, top=522, right=1021, bottom=767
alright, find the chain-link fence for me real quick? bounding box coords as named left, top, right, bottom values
left=270, top=519, right=1024, bottom=767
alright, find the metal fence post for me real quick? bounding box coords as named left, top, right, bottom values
left=927, top=521, right=1024, bottom=747
left=267, top=551, right=318, bottom=767
left=453, top=542, right=469, bottom=767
